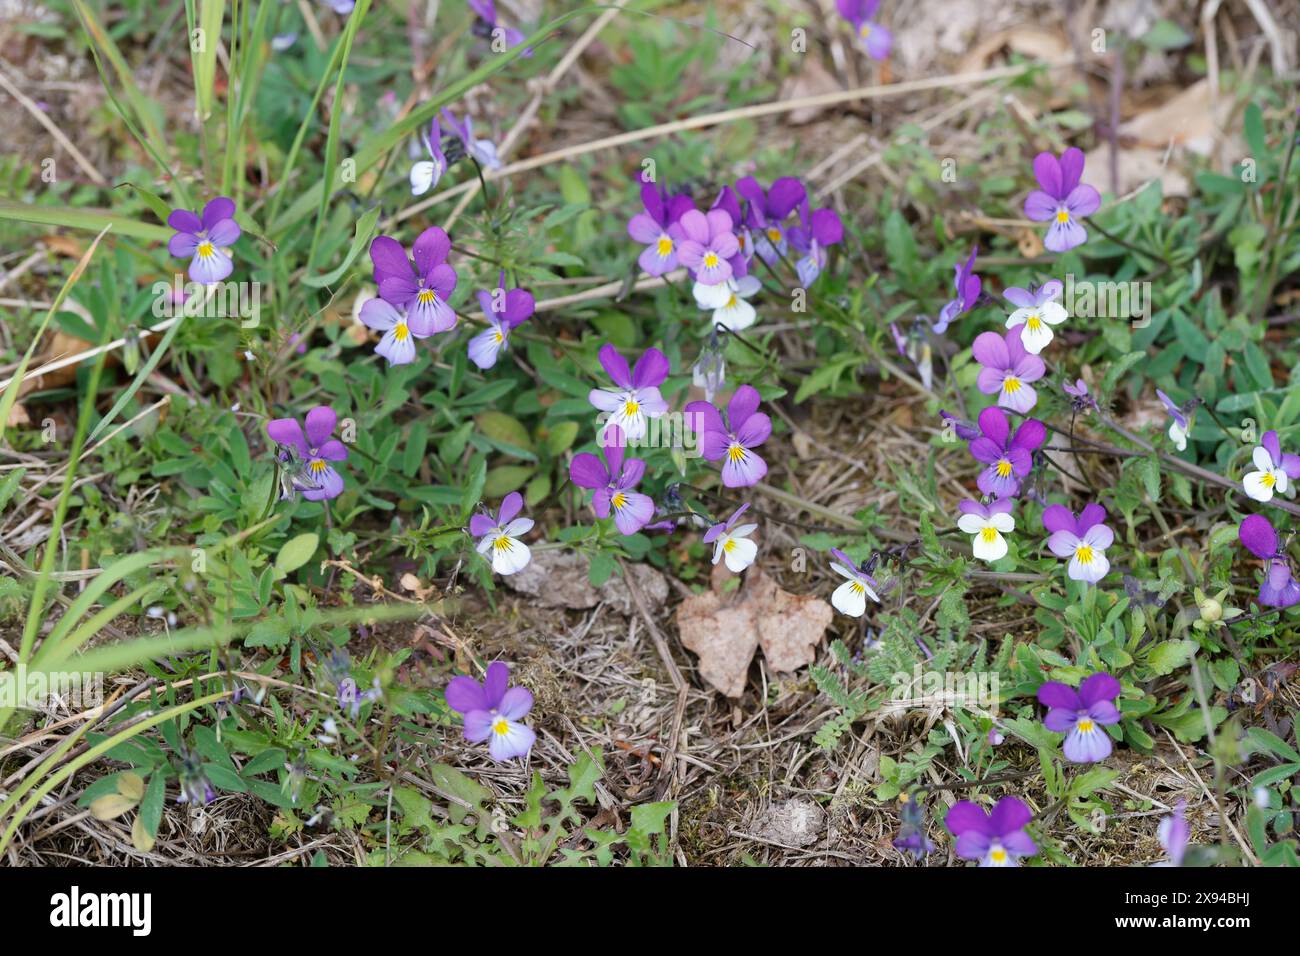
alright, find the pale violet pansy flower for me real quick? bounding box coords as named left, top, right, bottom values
left=1043, top=503, right=1113, bottom=584
left=587, top=343, right=670, bottom=442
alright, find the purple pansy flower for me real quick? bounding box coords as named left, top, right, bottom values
left=168, top=196, right=241, bottom=284
left=410, top=115, right=448, bottom=196
left=628, top=178, right=694, bottom=276
left=1243, top=429, right=1300, bottom=503
left=1155, top=389, right=1192, bottom=451
left=369, top=227, right=458, bottom=334
left=836, top=0, right=892, bottom=59
left=440, top=107, right=501, bottom=170
left=1043, top=502, right=1113, bottom=584
left=1239, top=514, right=1300, bottom=608
left=967, top=406, right=1046, bottom=498
left=788, top=198, right=844, bottom=286
left=945, top=796, right=1037, bottom=867
left=267, top=406, right=349, bottom=501
left=1156, top=800, right=1189, bottom=866
left=893, top=798, right=934, bottom=860
left=469, top=491, right=533, bottom=575
left=685, top=384, right=771, bottom=488
left=588, top=343, right=670, bottom=442
left=934, top=246, right=980, bottom=334
left=468, top=272, right=534, bottom=370
left=734, top=176, right=806, bottom=264
left=569, top=424, right=655, bottom=535
left=702, top=503, right=759, bottom=573
left=671, top=208, right=743, bottom=285
left=1038, top=672, right=1121, bottom=763
left=972, top=327, right=1046, bottom=414
left=445, top=661, right=535, bottom=761
left=1023, top=148, right=1101, bottom=253
left=1004, top=280, right=1067, bottom=354
left=711, top=186, right=754, bottom=264
left=957, top=498, right=1015, bottom=563
left=468, top=0, right=531, bottom=54
left=1063, top=378, right=1097, bottom=413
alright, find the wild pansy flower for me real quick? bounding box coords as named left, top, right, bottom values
left=1023, top=148, right=1101, bottom=253
left=893, top=797, right=934, bottom=860
left=788, top=198, right=843, bottom=286
left=703, top=503, right=759, bottom=573
left=267, top=406, right=348, bottom=501
left=972, top=327, right=1045, bottom=414
left=1238, top=515, right=1300, bottom=608
left=1004, top=280, right=1067, bottom=354
left=672, top=208, right=743, bottom=286
left=934, top=246, right=980, bottom=334
left=409, top=115, right=448, bottom=196
left=440, top=107, right=501, bottom=170
left=369, top=227, right=458, bottom=334
left=1243, top=429, right=1300, bottom=502
left=685, top=384, right=771, bottom=487
left=694, top=275, right=762, bottom=332
left=168, top=196, right=240, bottom=284
left=1038, top=672, right=1121, bottom=763
left=692, top=333, right=726, bottom=403
left=828, top=549, right=881, bottom=618
left=1154, top=388, right=1194, bottom=451
left=468, top=0, right=531, bottom=54
left=967, top=406, right=1046, bottom=498
left=1063, top=378, right=1097, bottom=414
left=588, top=343, right=670, bottom=442
left=445, top=661, right=535, bottom=761
left=956, top=499, right=1015, bottom=563
left=468, top=272, right=534, bottom=370
left=569, top=424, right=655, bottom=535
left=735, top=176, right=805, bottom=264
left=628, top=178, right=694, bottom=276
left=358, top=297, right=427, bottom=365
left=1156, top=800, right=1189, bottom=866
left=836, top=0, right=892, bottom=59
left=945, top=796, right=1037, bottom=867
left=470, top=492, right=534, bottom=575
left=1043, top=502, right=1113, bottom=584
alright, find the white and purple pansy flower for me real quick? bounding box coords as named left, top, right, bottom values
left=358, top=297, right=428, bottom=366
left=409, top=115, right=448, bottom=196
left=1037, top=672, right=1122, bottom=763
left=445, top=661, right=536, bottom=761
left=972, top=327, right=1046, bottom=414
left=1023, top=148, right=1101, bottom=253
left=1155, top=389, right=1192, bottom=451
left=569, top=424, right=655, bottom=535
left=1243, top=429, right=1300, bottom=502
left=703, top=503, right=759, bottom=573
left=1042, top=502, right=1113, bottom=584
left=468, top=273, right=535, bottom=370
left=1238, top=515, right=1300, bottom=608
left=628, top=178, right=696, bottom=277
left=1004, top=280, right=1067, bottom=354
left=966, top=406, right=1046, bottom=499
left=469, top=492, right=533, bottom=575
left=369, top=226, right=458, bottom=334
left=168, top=196, right=241, bottom=284
left=946, top=797, right=1037, bottom=867
left=827, top=548, right=881, bottom=617
left=734, top=175, right=806, bottom=264
left=672, top=208, right=743, bottom=286
left=588, top=343, right=670, bottom=442
left=685, top=384, right=771, bottom=488
left=266, top=406, right=348, bottom=501
left=694, top=275, right=762, bottom=332
left=956, top=498, right=1015, bottom=563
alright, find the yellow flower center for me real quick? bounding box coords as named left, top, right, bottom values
left=727, top=444, right=746, bottom=463
left=393, top=323, right=409, bottom=341
left=611, top=492, right=628, bottom=510
left=624, top=399, right=640, bottom=416
left=703, top=252, right=720, bottom=269
left=1003, top=377, right=1022, bottom=394
left=1027, top=315, right=1041, bottom=330
left=309, top=459, right=327, bottom=474
left=979, top=527, right=999, bottom=543
left=493, top=330, right=504, bottom=343
left=493, top=536, right=512, bottom=552
left=656, top=236, right=673, bottom=256
left=766, top=227, right=782, bottom=243
left=726, top=295, right=737, bottom=308
left=1075, top=544, right=1095, bottom=564
left=1055, top=209, right=1070, bottom=224
left=859, top=23, right=871, bottom=39
left=995, top=460, right=1012, bottom=478
left=197, top=241, right=214, bottom=257
left=1261, top=472, right=1276, bottom=488
left=989, top=847, right=1007, bottom=864
left=1077, top=717, right=1095, bottom=732
left=492, top=718, right=510, bottom=736
left=723, top=539, right=736, bottom=553
left=417, top=289, right=436, bottom=305
left=849, top=581, right=865, bottom=594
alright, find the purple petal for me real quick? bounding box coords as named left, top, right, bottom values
left=445, top=675, right=487, bottom=714
left=1023, top=190, right=1057, bottom=221
left=497, top=491, right=523, bottom=526
left=945, top=800, right=993, bottom=838
left=1078, top=672, right=1120, bottom=708
left=482, top=661, right=509, bottom=709
left=631, top=348, right=670, bottom=389
left=684, top=400, right=725, bottom=437
left=1041, top=504, right=1077, bottom=535
left=304, top=406, right=337, bottom=448
left=469, top=514, right=495, bottom=537
left=1032, top=152, right=1063, bottom=199
left=971, top=331, right=1010, bottom=371
left=1037, top=681, right=1081, bottom=711
left=1058, top=148, right=1085, bottom=194
left=413, top=226, right=451, bottom=276
left=727, top=385, right=761, bottom=431
left=1240, top=514, right=1277, bottom=558
left=1044, top=707, right=1078, bottom=732
left=201, top=196, right=236, bottom=231
left=977, top=406, right=1010, bottom=447
left=267, top=418, right=307, bottom=455
left=598, top=343, right=632, bottom=389
left=766, top=177, right=806, bottom=219
left=371, top=236, right=413, bottom=284
left=497, top=686, right=533, bottom=720
left=1065, top=184, right=1101, bottom=218
left=735, top=412, right=771, bottom=448
left=569, top=452, right=609, bottom=490
left=1010, top=418, right=1047, bottom=452
left=989, top=797, right=1032, bottom=837
left=1261, top=430, right=1282, bottom=466
left=167, top=208, right=202, bottom=233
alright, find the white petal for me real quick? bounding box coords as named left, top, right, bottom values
left=491, top=537, right=531, bottom=575
left=1040, top=301, right=1069, bottom=325
left=693, top=280, right=732, bottom=309
left=1243, top=470, right=1275, bottom=502
left=1252, top=445, right=1276, bottom=472
left=410, top=161, right=436, bottom=196
left=956, top=514, right=988, bottom=534
left=831, top=579, right=867, bottom=617
left=971, top=530, right=1008, bottom=562
left=1169, top=422, right=1187, bottom=451
left=989, top=511, right=1016, bottom=533
left=714, top=298, right=756, bottom=331
left=1005, top=307, right=1033, bottom=329
left=733, top=275, right=763, bottom=298
left=723, top=536, right=758, bottom=572
left=1020, top=322, right=1054, bottom=354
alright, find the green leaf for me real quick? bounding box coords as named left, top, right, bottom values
left=545, top=421, right=580, bottom=456
left=303, top=205, right=381, bottom=288
left=1144, top=639, right=1196, bottom=676
left=275, top=533, right=320, bottom=575
left=139, top=772, right=165, bottom=838
left=476, top=411, right=534, bottom=453
left=483, top=465, right=534, bottom=497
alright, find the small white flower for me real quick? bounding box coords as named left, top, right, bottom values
left=957, top=509, right=1015, bottom=563
left=1005, top=300, right=1068, bottom=354
left=1243, top=444, right=1290, bottom=502
left=693, top=275, right=761, bottom=332
left=475, top=520, right=533, bottom=575
left=829, top=554, right=880, bottom=618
